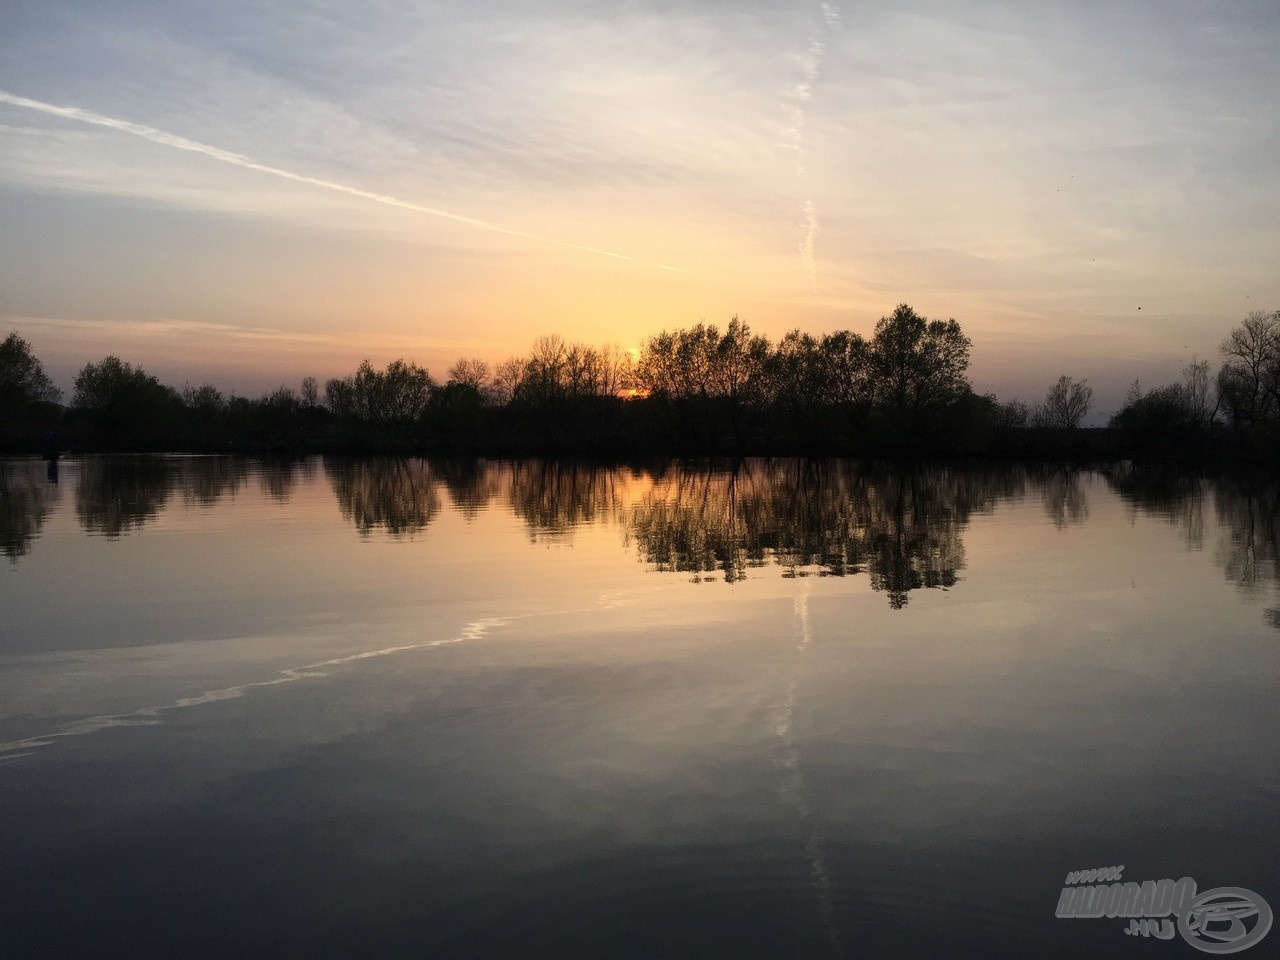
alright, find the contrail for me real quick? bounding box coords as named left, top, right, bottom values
left=787, top=3, right=842, bottom=289
left=777, top=580, right=845, bottom=958
left=0, top=89, right=689, bottom=274
left=0, top=617, right=508, bottom=764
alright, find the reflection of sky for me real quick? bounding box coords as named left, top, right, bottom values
left=1, top=458, right=1278, bottom=957
left=2, top=3, right=1279, bottom=414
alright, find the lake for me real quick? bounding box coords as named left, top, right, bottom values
left=1, top=456, right=1277, bottom=959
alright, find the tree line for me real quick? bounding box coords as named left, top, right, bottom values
left=1, top=305, right=1278, bottom=457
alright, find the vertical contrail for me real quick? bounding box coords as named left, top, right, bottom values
left=778, top=580, right=845, bottom=958
left=0, top=89, right=689, bottom=274
left=786, top=3, right=842, bottom=289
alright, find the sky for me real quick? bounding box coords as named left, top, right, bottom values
left=2, top=0, right=1279, bottom=417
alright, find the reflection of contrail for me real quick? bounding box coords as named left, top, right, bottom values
left=786, top=4, right=842, bottom=288
left=0, top=89, right=688, bottom=274
left=778, top=580, right=844, bottom=958
left=0, top=617, right=507, bottom=764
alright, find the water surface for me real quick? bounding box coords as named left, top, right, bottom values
left=1, top=456, right=1277, bottom=958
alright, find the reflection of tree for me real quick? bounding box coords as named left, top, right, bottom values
left=1213, top=479, right=1280, bottom=631
left=257, top=458, right=315, bottom=503
left=1037, top=465, right=1089, bottom=530
left=506, top=461, right=627, bottom=541
left=0, top=459, right=58, bottom=561
left=1213, top=479, right=1279, bottom=600
left=326, top=458, right=440, bottom=538
left=1105, top=463, right=1205, bottom=549
left=1106, top=465, right=1279, bottom=631
left=177, top=457, right=248, bottom=507
left=625, top=461, right=1022, bottom=605
left=434, top=458, right=501, bottom=519
left=75, top=457, right=175, bottom=538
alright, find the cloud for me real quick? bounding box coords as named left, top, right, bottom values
left=787, top=4, right=842, bottom=288
left=0, top=89, right=689, bottom=273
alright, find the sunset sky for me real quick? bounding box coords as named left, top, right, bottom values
left=2, top=1, right=1278, bottom=416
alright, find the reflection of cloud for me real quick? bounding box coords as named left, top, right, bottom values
left=0, top=89, right=688, bottom=274
left=0, top=617, right=507, bottom=764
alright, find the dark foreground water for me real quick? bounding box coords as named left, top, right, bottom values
left=1, top=456, right=1277, bottom=959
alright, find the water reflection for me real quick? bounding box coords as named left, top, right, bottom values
left=75, top=457, right=174, bottom=538
left=259, top=458, right=315, bottom=503
left=15, top=455, right=1279, bottom=626
left=435, top=459, right=500, bottom=519
left=1214, top=477, right=1279, bottom=612
left=1107, top=463, right=1206, bottom=549
left=1036, top=465, right=1089, bottom=530
left=627, top=461, right=1025, bottom=607
left=1108, top=463, right=1280, bottom=629
left=176, top=456, right=249, bottom=507
left=0, top=459, right=58, bottom=561
left=507, top=461, right=628, bottom=541
left=326, top=458, right=440, bottom=538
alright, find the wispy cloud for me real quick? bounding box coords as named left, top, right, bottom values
left=786, top=3, right=842, bottom=288
left=0, top=89, right=689, bottom=274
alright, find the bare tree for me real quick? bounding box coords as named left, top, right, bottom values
left=299, top=376, right=320, bottom=409
left=1180, top=358, right=1216, bottom=427
left=447, top=357, right=490, bottom=391
left=490, top=356, right=526, bottom=406
left=1217, top=310, right=1280, bottom=427
left=1035, top=375, right=1093, bottom=428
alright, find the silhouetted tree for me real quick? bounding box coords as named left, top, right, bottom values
left=868, top=304, right=972, bottom=430
left=299, top=376, right=320, bottom=409
left=638, top=317, right=770, bottom=445
left=326, top=359, right=434, bottom=423
left=0, top=332, right=62, bottom=417
left=72, top=356, right=183, bottom=446
left=447, top=357, right=491, bottom=392
left=1181, top=358, right=1218, bottom=428
left=490, top=356, right=526, bottom=406
left=1217, top=310, right=1280, bottom=427
left=1034, top=375, right=1093, bottom=428
left=1110, top=380, right=1200, bottom=434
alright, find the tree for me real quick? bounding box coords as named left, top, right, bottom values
left=447, top=357, right=491, bottom=392
left=1180, top=358, right=1217, bottom=428
left=490, top=357, right=526, bottom=406
left=1109, top=381, right=1199, bottom=433
left=72, top=356, right=183, bottom=444
left=1217, top=310, right=1280, bottom=427
left=0, top=332, right=61, bottom=416
left=299, top=376, right=320, bottom=409
left=1034, top=375, right=1093, bottom=428
left=707, top=317, right=771, bottom=442
left=869, top=304, right=972, bottom=426
left=326, top=359, right=434, bottom=422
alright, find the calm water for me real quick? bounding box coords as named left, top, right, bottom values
left=1, top=456, right=1277, bottom=959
